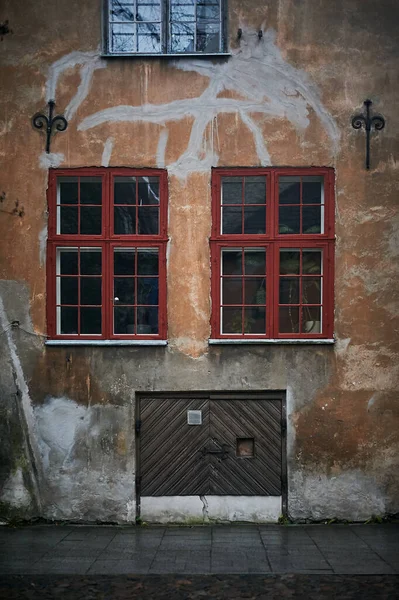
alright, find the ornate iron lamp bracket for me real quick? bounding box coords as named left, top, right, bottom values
left=32, top=100, right=68, bottom=153
left=351, top=99, right=385, bottom=170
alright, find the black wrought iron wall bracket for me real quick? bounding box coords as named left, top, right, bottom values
left=351, top=99, right=385, bottom=170
left=32, top=100, right=68, bottom=153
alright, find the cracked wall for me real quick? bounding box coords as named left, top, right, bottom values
left=0, top=0, right=398, bottom=522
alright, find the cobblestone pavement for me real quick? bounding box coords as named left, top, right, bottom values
left=1, top=524, right=398, bottom=576
left=0, top=574, right=398, bottom=599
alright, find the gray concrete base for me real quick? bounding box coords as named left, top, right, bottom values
left=140, top=496, right=282, bottom=523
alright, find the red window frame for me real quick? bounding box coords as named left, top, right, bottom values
left=47, top=167, right=168, bottom=340
left=211, top=167, right=335, bottom=339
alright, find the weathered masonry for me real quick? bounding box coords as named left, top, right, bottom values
left=0, top=0, right=398, bottom=524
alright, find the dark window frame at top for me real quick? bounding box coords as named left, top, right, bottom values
left=210, top=167, right=335, bottom=340
left=103, top=0, right=228, bottom=56
left=47, top=167, right=168, bottom=341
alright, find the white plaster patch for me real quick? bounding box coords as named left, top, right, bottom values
left=101, top=137, right=114, bottom=167
left=334, top=337, right=351, bottom=356
left=34, top=396, right=135, bottom=522
left=289, top=470, right=386, bottom=521
left=39, top=152, right=64, bottom=169
left=0, top=468, right=32, bottom=509
left=141, top=495, right=281, bottom=523
left=46, top=50, right=106, bottom=121
left=156, top=128, right=169, bottom=168
left=77, top=27, right=339, bottom=178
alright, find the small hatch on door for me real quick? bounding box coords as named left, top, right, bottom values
left=236, top=438, right=255, bottom=457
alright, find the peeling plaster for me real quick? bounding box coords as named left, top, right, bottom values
left=0, top=293, right=42, bottom=510
left=72, top=27, right=339, bottom=178
left=0, top=468, right=32, bottom=509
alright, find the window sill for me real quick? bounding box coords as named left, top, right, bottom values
left=208, top=339, right=335, bottom=345
left=101, top=52, right=231, bottom=59
left=45, top=340, right=168, bottom=347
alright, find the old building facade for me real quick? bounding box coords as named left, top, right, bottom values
left=0, top=0, right=398, bottom=523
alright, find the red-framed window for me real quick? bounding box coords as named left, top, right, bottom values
left=210, top=168, right=335, bottom=339
left=47, top=168, right=168, bottom=340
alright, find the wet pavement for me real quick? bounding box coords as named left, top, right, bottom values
left=0, top=524, right=398, bottom=598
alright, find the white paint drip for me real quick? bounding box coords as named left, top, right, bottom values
left=0, top=295, right=42, bottom=509
left=39, top=152, right=64, bottom=169
left=156, top=129, right=169, bottom=168
left=46, top=49, right=106, bottom=120
left=39, top=224, right=47, bottom=267
left=75, top=27, right=339, bottom=178
left=101, top=136, right=114, bottom=167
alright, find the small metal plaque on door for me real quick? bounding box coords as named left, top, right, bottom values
left=187, top=410, right=202, bottom=425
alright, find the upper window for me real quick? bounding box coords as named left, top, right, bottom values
left=47, top=168, right=168, bottom=340
left=104, top=0, right=226, bottom=55
left=211, top=168, right=335, bottom=340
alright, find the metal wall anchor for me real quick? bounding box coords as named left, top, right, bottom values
left=351, top=99, right=385, bottom=170
left=32, top=100, right=68, bottom=153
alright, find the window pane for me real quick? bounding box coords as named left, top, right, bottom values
left=244, top=177, right=266, bottom=204
left=244, top=307, right=266, bottom=334
left=138, top=277, right=158, bottom=305
left=279, top=307, right=299, bottom=333
left=60, top=307, right=78, bottom=334
left=302, top=206, right=321, bottom=234
left=137, top=307, right=158, bottom=333
left=222, top=249, right=242, bottom=275
left=81, top=278, right=102, bottom=305
left=137, top=0, right=161, bottom=21
left=279, top=178, right=300, bottom=204
left=114, top=206, right=136, bottom=234
left=279, top=206, right=300, bottom=234
left=222, top=178, right=242, bottom=204
left=244, top=278, right=265, bottom=305
left=110, top=1, right=135, bottom=22
left=80, top=207, right=102, bottom=235
left=59, top=179, right=78, bottom=204
left=60, top=250, right=78, bottom=274
left=170, top=0, right=195, bottom=21
left=138, top=177, right=160, bottom=205
left=111, top=23, right=136, bottom=52
left=302, top=278, right=322, bottom=304
left=80, top=250, right=102, bottom=275
left=114, top=249, right=135, bottom=275
left=280, top=250, right=300, bottom=274
left=171, top=22, right=194, bottom=52
left=114, top=177, right=136, bottom=204
left=60, top=277, right=78, bottom=305
left=138, top=249, right=158, bottom=274
left=60, top=207, right=78, bottom=234
left=197, top=0, right=220, bottom=21
left=196, top=22, right=219, bottom=52
left=222, top=207, right=241, bottom=234
left=114, top=277, right=135, bottom=304
left=303, top=251, right=322, bottom=274
left=114, top=306, right=135, bottom=334
left=302, top=307, right=321, bottom=334
left=80, top=307, right=102, bottom=334
left=80, top=179, right=102, bottom=205
left=222, top=278, right=242, bottom=305
left=244, top=250, right=265, bottom=275
left=303, top=179, right=323, bottom=204
left=138, top=207, right=159, bottom=234
left=138, top=23, right=161, bottom=53
left=279, top=278, right=299, bottom=304
left=222, top=307, right=242, bottom=334
left=244, top=206, right=266, bottom=234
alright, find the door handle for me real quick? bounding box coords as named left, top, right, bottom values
left=199, top=444, right=229, bottom=459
